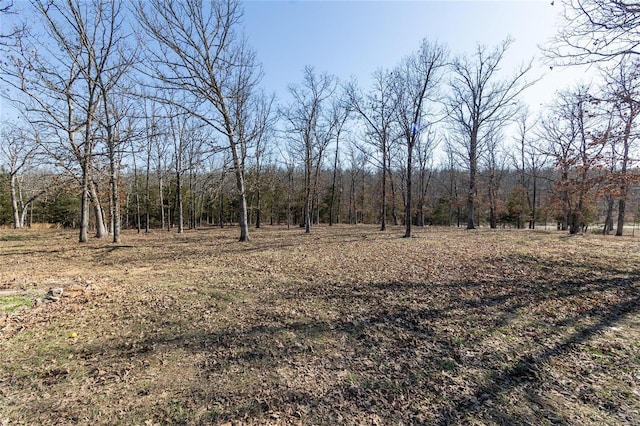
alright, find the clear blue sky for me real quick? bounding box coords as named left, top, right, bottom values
left=0, top=0, right=594, bottom=122
left=241, top=0, right=594, bottom=109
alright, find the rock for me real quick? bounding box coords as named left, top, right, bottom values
left=43, top=287, right=64, bottom=302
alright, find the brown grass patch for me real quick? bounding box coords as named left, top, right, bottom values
left=0, top=225, right=639, bottom=425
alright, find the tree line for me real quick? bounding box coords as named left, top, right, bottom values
left=1, top=0, right=639, bottom=242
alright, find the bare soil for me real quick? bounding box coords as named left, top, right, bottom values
left=0, top=225, right=639, bottom=425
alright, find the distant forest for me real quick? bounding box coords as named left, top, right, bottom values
left=2, top=160, right=638, bottom=232
left=1, top=0, right=639, bottom=241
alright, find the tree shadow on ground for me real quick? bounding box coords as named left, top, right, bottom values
left=60, top=257, right=640, bottom=425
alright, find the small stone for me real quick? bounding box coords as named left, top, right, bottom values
left=44, top=287, right=64, bottom=302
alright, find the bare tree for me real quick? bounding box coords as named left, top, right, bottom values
left=415, top=126, right=437, bottom=227
left=136, top=0, right=260, bottom=242
left=243, top=91, right=276, bottom=229
left=346, top=69, right=399, bottom=231
left=539, top=99, right=577, bottom=231
left=164, top=106, right=206, bottom=234
left=541, top=86, right=608, bottom=233
left=97, top=70, right=138, bottom=243
left=345, top=141, right=367, bottom=225
left=138, top=95, right=162, bottom=232
left=0, top=123, right=42, bottom=228
left=568, top=90, right=609, bottom=234
left=186, top=128, right=209, bottom=230
left=328, top=98, right=350, bottom=226
left=447, top=38, right=534, bottom=229
left=2, top=0, right=130, bottom=242
left=511, top=112, right=531, bottom=228
left=283, top=66, right=337, bottom=233
left=394, top=39, right=448, bottom=237
left=481, top=131, right=507, bottom=229
left=600, top=56, right=640, bottom=235
left=548, top=0, right=640, bottom=65
left=601, top=135, right=618, bottom=234
left=513, top=111, right=547, bottom=229
left=441, top=138, right=464, bottom=227
left=387, top=147, right=401, bottom=226
left=154, top=116, right=171, bottom=231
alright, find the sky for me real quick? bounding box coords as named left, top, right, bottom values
left=0, top=0, right=597, bottom=129
left=240, top=0, right=596, bottom=111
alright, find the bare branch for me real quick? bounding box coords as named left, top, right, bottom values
left=546, top=0, right=640, bottom=65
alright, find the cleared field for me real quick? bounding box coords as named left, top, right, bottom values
left=1, top=225, right=639, bottom=425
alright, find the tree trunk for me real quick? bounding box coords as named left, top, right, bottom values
left=529, top=175, right=537, bottom=229
left=404, top=141, right=413, bottom=238
left=312, top=158, right=323, bottom=227
left=489, top=206, right=497, bottom=229
left=237, top=175, right=250, bottom=241
left=380, top=146, right=387, bottom=231
left=616, top=198, right=626, bottom=236
left=145, top=150, right=151, bottom=233
left=348, top=172, right=356, bottom=224
left=132, top=155, right=141, bottom=233
left=79, top=160, right=90, bottom=243
left=615, top=145, right=630, bottom=236
left=109, top=153, right=121, bottom=243
left=218, top=191, right=224, bottom=228
left=361, top=171, right=366, bottom=225
left=159, top=174, right=165, bottom=231
left=304, top=151, right=312, bottom=233
left=329, top=136, right=340, bottom=226
left=489, top=189, right=497, bottom=229
left=9, top=174, right=22, bottom=229
left=390, top=169, right=399, bottom=226
left=255, top=189, right=261, bottom=229
left=467, top=125, right=479, bottom=230
left=467, top=139, right=477, bottom=229
left=20, top=202, right=30, bottom=229
left=416, top=167, right=430, bottom=228
left=570, top=196, right=584, bottom=235
left=230, top=142, right=249, bottom=241
left=561, top=169, right=569, bottom=231
left=604, top=196, right=615, bottom=235
left=569, top=214, right=580, bottom=234
left=616, top=110, right=633, bottom=236
left=287, top=169, right=292, bottom=230
left=176, top=169, right=184, bottom=234
left=88, top=181, right=107, bottom=238
left=416, top=201, right=424, bottom=227
left=304, top=188, right=312, bottom=233
left=189, top=170, right=195, bottom=229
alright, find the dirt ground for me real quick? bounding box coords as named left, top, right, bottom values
left=1, top=225, right=639, bottom=425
